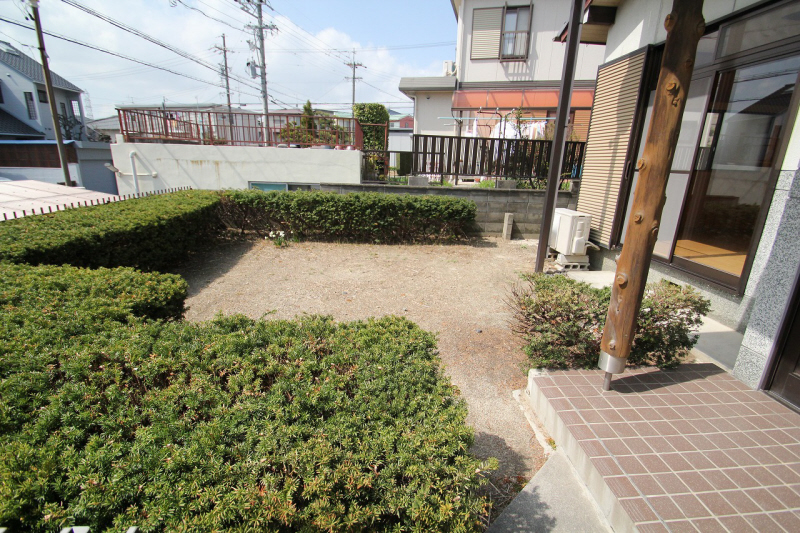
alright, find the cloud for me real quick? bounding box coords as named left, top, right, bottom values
left=0, top=0, right=436, bottom=118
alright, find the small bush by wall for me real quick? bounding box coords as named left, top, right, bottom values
left=509, top=274, right=710, bottom=369
left=0, top=190, right=221, bottom=271
left=218, top=189, right=476, bottom=243
left=1, top=315, right=489, bottom=531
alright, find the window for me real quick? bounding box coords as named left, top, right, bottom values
left=24, top=92, right=36, bottom=120
left=719, top=1, right=800, bottom=58
left=470, top=5, right=532, bottom=61
left=471, top=7, right=503, bottom=60
left=71, top=100, right=81, bottom=119
left=501, top=5, right=531, bottom=59
left=38, top=90, right=47, bottom=103
left=672, top=55, right=800, bottom=284
left=60, top=102, right=68, bottom=118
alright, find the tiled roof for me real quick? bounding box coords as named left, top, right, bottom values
left=0, top=109, right=44, bottom=137
left=0, top=41, right=82, bottom=93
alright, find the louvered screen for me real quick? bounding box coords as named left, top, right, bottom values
left=471, top=8, right=502, bottom=60
left=576, top=51, right=647, bottom=247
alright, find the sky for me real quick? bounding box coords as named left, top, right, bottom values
left=0, top=0, right=457, bottom=119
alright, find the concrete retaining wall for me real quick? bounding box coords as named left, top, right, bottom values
left=319, top=183, right=576, bottom=238
left=110, top=141, right=362, bottom=195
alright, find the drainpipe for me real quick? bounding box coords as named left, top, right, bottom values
left=129, top=151, right=140, bottom=195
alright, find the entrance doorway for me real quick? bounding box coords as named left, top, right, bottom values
left=767, top=265, right=800, bottom=409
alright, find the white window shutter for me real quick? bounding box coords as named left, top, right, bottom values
left=471, top=8, right=503, bottom=60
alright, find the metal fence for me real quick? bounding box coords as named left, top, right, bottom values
left=118, top=108, right=363, bottom=149
left=411, top=134, right=586, bottom=186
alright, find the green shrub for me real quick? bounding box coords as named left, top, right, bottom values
left=0, top=315, right=489, bottom=531
left=0, top=190, right=221, bottom=271
left=477, top=179, right=496, bottom=189
left=509, top=274, right=710, bottom=369
left=0, top=262, right=187, bottom=328
left=218, top=190, right=476, bottom=243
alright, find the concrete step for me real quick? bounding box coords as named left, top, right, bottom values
left=487, top=450, right=612, bottom=533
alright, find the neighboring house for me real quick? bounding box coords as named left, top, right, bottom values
left=572, top=0, right=800, bottom=406
left=398, top=0, right=606, bottom=140
left=390, top=115, right=414, bottom=130
left=0, top=41, right=85, bottom=141
left=86, top=116, right=120, bottom=142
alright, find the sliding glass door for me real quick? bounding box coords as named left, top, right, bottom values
left=673, top=55, right=800, bottom=284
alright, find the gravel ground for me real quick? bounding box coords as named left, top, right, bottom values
left=178, top=237, right=547, bottom=491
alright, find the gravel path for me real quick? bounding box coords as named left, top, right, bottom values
left=178, top=237, right=546, bottom=487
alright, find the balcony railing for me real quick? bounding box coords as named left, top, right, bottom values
left=117, top=108, right=363, bottom=149
left=501, top=30, right=529, bottom=60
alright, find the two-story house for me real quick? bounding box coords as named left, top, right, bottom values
left=0, top=41, right=85, bottom=141
left=399, top=0, right=606, bottom=141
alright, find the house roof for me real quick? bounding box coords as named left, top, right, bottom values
left=0, top=108, right=44, bottom=138
left=0, top=41, right=82, bottom=92
left=398, top=76, right=457, bottom=95
left=87, top=116, right=120, bottom=131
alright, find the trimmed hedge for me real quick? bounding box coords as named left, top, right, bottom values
left=509, top=274, right=710, bottom=369
left=0, top=190, right=492, bottom=530
left=218, top=189, right=477, bottom=243
left=1, top=314, right=489, bottom=531
left=0, top=190, right=221, bottom=270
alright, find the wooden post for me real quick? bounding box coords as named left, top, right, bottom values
left=599, top=0, right=705, bottom=390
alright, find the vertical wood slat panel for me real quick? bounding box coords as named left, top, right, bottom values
left=576, top=51, right=647, bottom=247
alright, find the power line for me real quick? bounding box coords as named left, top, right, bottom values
left=170, top=0, right=249, bottom=34
left=60, top=0, right=263, bottom=94
left=0, top=16, right=262, bottom=100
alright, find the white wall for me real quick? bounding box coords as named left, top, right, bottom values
left=412, top=92, right=458, bottom=135
left=109, top=141, right=362, bottom=195
left=0, top=164, right=81, bottom=185
left=604, top=0, right=763, bottom=62
left=456, top=0, right=606, bottom=83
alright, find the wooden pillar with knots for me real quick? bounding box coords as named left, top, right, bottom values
left=599, top=0, right=705, bottom=390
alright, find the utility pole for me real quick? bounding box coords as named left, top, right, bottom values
left=345, top=49, right=363, bottom=114
left=216, top=34, right=234, bottom=142
left=599, top=0, right=705, bottom=390
left=535, top=0, right=582, bottom=272
left=255, top=2, right=270, bottom=143
left=28, top=0, right=73, bottom=187
left=237, top=1, right=277, bottom=144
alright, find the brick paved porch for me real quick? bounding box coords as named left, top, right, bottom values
left=526, top=363, right=800, bottom=532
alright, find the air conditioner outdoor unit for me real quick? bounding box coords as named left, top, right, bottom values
left=442, top=60, right=456, bottom=76
left=549, top=208, right=592, bottom=265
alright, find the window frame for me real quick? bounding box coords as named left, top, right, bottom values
left=37, top=89, right=48, bottom=103
left=24, top=92, right=36, bottom=120
left=499, top=2, right=533, bottom=61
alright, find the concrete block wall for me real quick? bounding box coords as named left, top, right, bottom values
left=319, top=183, right=575, bottom=238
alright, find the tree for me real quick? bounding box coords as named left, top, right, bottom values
left=353, top=103, right=389, bottom=151
left=300, top=100, right=316, bottom=140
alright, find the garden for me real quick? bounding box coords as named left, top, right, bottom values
left=0, top=189, right=708, bottom=531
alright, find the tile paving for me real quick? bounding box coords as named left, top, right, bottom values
left=527, top=363, right=800, bottom=532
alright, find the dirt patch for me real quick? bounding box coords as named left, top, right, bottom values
left=178, top=237, right=547, bottom=489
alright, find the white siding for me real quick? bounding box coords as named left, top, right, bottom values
left=604, top=0, right=765, bottom=62
left=412, top=92, right=457, bottom=136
